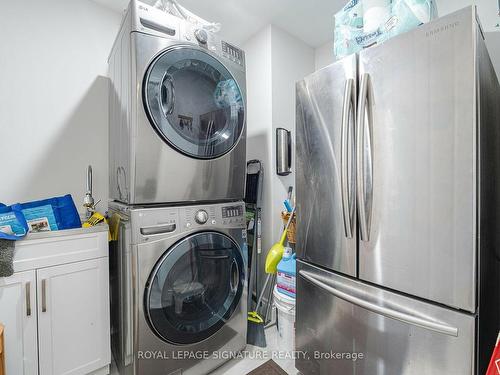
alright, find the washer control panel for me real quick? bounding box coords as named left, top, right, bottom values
left=194, top=209, right=209, bottom=224
left=221, top=205, right=244, bottom=225
left=182, top=202, right=245, bottom=230
left=129, top=202, right=245, bottom=243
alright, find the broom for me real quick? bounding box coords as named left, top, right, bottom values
left=247, top=208, right=295, bottom=347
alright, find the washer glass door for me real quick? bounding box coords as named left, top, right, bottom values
left=145, top=232, right=245, bottom=345
left=144, top=47, right=245, bottom=159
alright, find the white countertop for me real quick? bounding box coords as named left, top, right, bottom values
left=18, top=222, right=108, bottom=242
left=12, top=223, right=109, bottom=273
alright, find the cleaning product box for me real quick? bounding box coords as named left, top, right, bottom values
left=276, top=247, right=296, bottom=298
left=334, top=0, right=438, bottom=59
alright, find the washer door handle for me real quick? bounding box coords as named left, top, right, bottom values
left=230, top=259, right=239, bottom=293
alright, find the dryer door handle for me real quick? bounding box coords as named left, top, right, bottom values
left=160, top=73, right=175, bottom=116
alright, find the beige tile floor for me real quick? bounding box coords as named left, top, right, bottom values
left=110, top=326, right=299, bottom=375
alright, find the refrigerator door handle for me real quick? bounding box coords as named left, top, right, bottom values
left=299, top=269, right=459, bottom=337
left=356, top=73, right=373, bottom=242
left=341, top=78, right=355, bottom=238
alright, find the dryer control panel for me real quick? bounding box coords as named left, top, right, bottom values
left=129, top=0, right=245, bottom=69
left=221, top=41, right=245, bottom=66
left=179, top=20, right=245, bottom=68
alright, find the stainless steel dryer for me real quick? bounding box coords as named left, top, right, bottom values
left=109, top=201, right=247, bottom=375
left=108, top=0, right=247, bottom=205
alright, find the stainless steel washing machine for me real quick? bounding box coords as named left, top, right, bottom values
left=108, top=0, right=247, bottom=205
left=109, top=201, right=247, bottom=375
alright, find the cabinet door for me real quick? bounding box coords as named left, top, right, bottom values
left=37, top=258, right=110, bottom=375
left=0, top=270, right=38, bottom=375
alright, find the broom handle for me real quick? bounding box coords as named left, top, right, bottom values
left=280, top=207, right=296, bottom=245
left=255, top=274, right=272, bottom=313
left=264, top=274, right=276, bottom=324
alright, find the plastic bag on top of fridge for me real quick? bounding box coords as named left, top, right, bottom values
left=334, top=0, right=438, bottom=60
left=334, top=0, right=364, bottom=59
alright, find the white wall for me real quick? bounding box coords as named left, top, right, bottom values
left=244, top=25, right=314, bottom=289
left=314, top=41, right=334, bottom=71
left=438, top=0, right=500, bottom=80
left=243, top=26, right=273, bottom=283
left=437, top=0, right=500, bottom=31
left=485, top=32, right=500, bottom=81
left=0, top=0, right=121, bottom=214
left=270, top=26, right=314, bottom=251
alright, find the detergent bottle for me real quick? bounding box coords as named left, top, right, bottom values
left=276, top=247, right=296, bottom=298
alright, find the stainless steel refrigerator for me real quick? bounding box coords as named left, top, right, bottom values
left=295, top=7, right=500, bottom=375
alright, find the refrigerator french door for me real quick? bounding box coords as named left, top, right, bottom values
left=295, top=54, right=357, bottom=277
left=295, top=6, right=500, bottom=375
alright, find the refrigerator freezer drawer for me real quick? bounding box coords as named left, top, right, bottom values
left=296, top=261, right=476, bottom=375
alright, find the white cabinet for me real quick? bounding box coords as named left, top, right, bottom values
left=0, top=270, right=37, bottom=375
left=38, top=258, right=110, bottom=375
left=0, top=227, right=110, bottom=375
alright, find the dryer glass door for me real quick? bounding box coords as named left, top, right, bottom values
left=144, top=47, right=245, bottom=159
left=145, top=232, right=245, bottom=345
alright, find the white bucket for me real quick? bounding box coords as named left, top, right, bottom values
left=273, top=286, right=295, bottom=353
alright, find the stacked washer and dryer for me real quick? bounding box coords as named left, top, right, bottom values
left=108, top=1, right=248, bottom=374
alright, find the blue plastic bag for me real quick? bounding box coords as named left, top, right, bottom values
left=0, top=194, right=81, bottom=240
left=0, top=204, right=29, bottom=240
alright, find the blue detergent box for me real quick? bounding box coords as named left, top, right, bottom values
left=276, top=252, right=297, bottom=298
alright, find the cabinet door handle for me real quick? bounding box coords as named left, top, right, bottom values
left=41, top=279, right=47, bottom=313
left=26, top=282, right=31, bottom=316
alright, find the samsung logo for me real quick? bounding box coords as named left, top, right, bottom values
left=426, top=21, right=460, bottom=37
